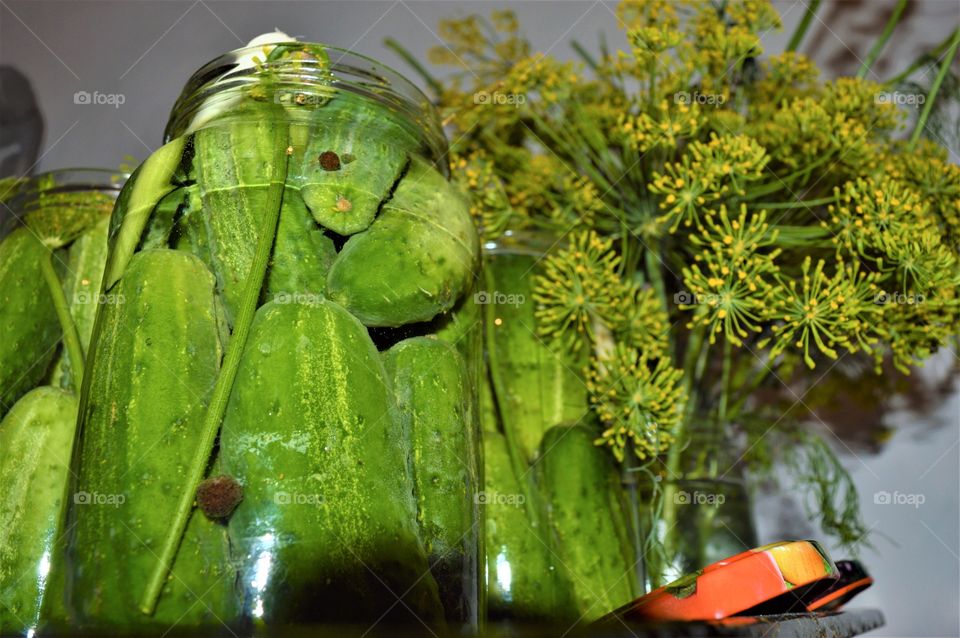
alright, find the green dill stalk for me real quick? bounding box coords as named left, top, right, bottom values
left=908, top=26, right=960, bottom=150
left=857, top=0, right=908, bottom=79
left=39, top=253, right=84, bottom=395
left=885, top=27, right=960, bottom=86
left=139, top=132, right=290, bottom=617
left=384, top=38, right=444, bottom=97
left=713, top=338, right=733, bottom=477
left=653, top=324, right=709, bottom=589
left=753, top=195, right=837, bottom=210
left=786, top=0, right=822, bottom=52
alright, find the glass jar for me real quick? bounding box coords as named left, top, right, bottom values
left=639, top=420, right=758, bottom=590
left=0, top=169, right=124, bottom=637
left=480, top=231, right=641, bottom=622
left=57, top=43, right=481, bottom=632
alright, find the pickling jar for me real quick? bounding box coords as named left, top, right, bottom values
left=0, top=169, right=123, bottom=637
left=479, top=230, right=641, bottom=622
left=56, top=42, right=481, bottom=633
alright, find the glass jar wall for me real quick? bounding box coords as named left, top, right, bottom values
left=55, top=43, right=481, bottom=633
left=480, top=231, right=641, bottom=623
left=0, top=169, right=124, bottom=637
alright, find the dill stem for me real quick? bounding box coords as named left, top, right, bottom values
left=857, top=0, right=908, bottom=79
left=786, top=0, right=822, bottom=53
left=908, top=26, right=960, bottom=150
left=40, top=252, right=84, bottom=395
left=140, top=138, right=289, bottom=616
left=884, top=28, right=959, bottom=86
left=654, top=325, right=709, bottom=587
left=753, top=195, right=836, bottom=209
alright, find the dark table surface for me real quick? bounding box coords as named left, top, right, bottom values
left=42, top=609, right=884, bottom=637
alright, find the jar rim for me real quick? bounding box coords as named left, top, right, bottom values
left=1, top=168, right=126, bottom=237
left=6, top=168, right=126, bottom=203
left=163, top=42, right=449, bottom=170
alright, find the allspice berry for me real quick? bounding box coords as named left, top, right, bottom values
left=319, top=150, right=341, bottom=171
left=196, top=475, right=243, bottom=520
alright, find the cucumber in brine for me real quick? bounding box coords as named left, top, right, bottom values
left=64, top=249, right=236, bottom=629
left=297, top=94, right=418, bottom=235
left=327, top=157, right=479, bottom=327
left=192, top=110, right=288, bottom=322
left=537, top=424, right=639, bottom=620
left=0, top=387, right=77, bottom=636
left=220, top=298, right=444, bottom=626
left=0, top=228, right=60, bottom=415
left=384, top=336, right=478, bottom=624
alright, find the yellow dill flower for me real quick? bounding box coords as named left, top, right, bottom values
left=450, top=151, right=516, bottom=239
left=681, top=205, right=781, bottom=345
left=615, top=284, right=670, bottom=359
left=649, top=156, right=723, bottom=231
left=617, top=0, right=680, bottom=31
left=629, top=24, right=683, bottom=57
left=533, top=231, right=629, bottom=349
left=689, top=133, right=769, bottom=196
left=621, top=99, right=703, bottom=153
left=826, top=175, right=932, bottom=258
left=764, top=257, right=879, bottom=369
left=822, top=77, right=902, bottom=132
left=587, top=343, right=685, bottom=463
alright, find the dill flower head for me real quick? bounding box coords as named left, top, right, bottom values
left=822, top=77, right=901, bottom=132
left=533, top=230, right=629, bottom=349
left=615, top=284, right=670, bottom=359
left=621, top=99, right=703, bottom=153
left=649, top=156, right=723, bottom=231
left=681, top=205, right=781, bottom=345
left=688, top=133, right=769, bottom=197
left=629, top=24, right=684, bottom=59
left=587, top=343, right=685, bottom=463
left=827, top=175, right=934, bottom=262
left=451, top=152, right=515, bottom=239
left=746, top=52, right=819, bottom=115
left=616, top=0, right=680, bottom=31
left=888, top=142, right=960, bottom=249
left=764, top=257, right=880, bottom=369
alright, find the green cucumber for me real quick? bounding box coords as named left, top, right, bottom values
left=483, top=428, right=576, bottom=620
left=193, top=110, right=288, bottom=321
left=264, top=187, right=336, bottom=300
left=326, top=157, right=478, bottom=327
left=0, top=387, right=77, bottom=636
left=537, top=424, right=639, bottom=620
left=220, top=299, right=443, bottom=624
left=102, top=136, right=186, bottom=290
left=65, top=249, right=236, bottom=628
left=484, top=250, right=589, bottom=464
left=297, top=95, right=418, bottom=235
left=49, top=216, right=110, bottom=391
left=138, top=187, right=184, bottom=250
left=171, top=186, right=211, bottom=263
left=384, top=337, right=478, bottom=623
left=0, top=228, right=60, bottom=414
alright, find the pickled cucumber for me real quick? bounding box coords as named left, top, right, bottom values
left=0, top=387, right=77, bottom=636
left=220, top=298, right=444, bottom=625
left=0, top=228, right=60, bottom=414
left=65, top=249, right=236, bottom=628
left=327, top=157, right=478, bottom=327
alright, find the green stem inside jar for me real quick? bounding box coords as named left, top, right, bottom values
left=139, top=142, right=291, bottom=617
left=39, top=251, right=84, bottom=394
